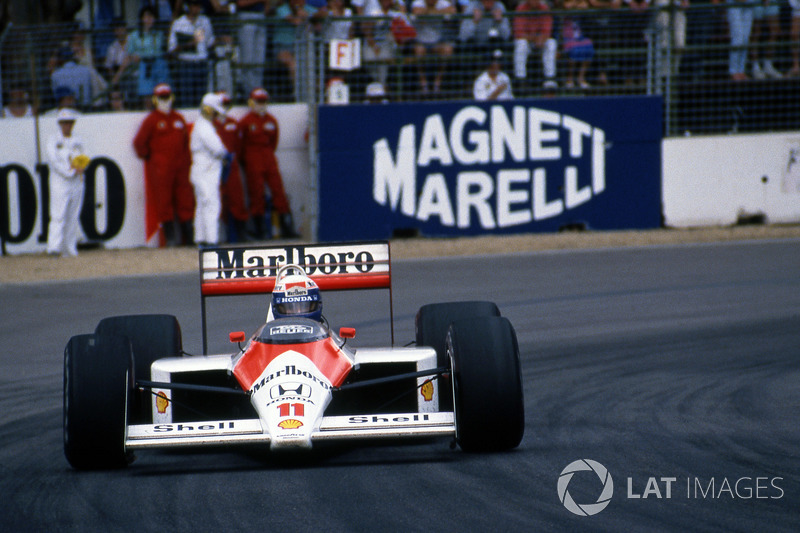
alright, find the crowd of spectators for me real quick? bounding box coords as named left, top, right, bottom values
left=3, top=0, right=800, bottom=115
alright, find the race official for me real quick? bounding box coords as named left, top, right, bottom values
left=190, top=92, right=230, bottom=246
left=213, top=92, right=249, bottom=242
left=239, top=88, right=299, bottom=239
left=46, top=108, right=88, bottom=257
left=132, top=83, right=194, bottom=246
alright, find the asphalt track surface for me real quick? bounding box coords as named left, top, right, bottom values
left=1, top=239, right=798, bottom=532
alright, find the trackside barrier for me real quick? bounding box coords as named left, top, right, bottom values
left=198, top=241, right=392, bottom=353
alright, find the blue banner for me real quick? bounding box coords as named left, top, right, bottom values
left=318, top=97, right=662, bottom=241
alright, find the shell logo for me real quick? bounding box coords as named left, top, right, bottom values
left=420, top=380, right=434, bottom=402
left=156, top=391, right=170, bottom=413
left=278, top=419, right=304, bottom=430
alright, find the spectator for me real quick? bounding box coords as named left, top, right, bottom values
left=213, top=33, right=239, bottom=97
left=682, top=0, right=717, bottom=82
left=236, top=0, right=271, bottom=96
left=46, top=108, right=88, bottom=258
left=561, top=0, right=595, bottom=88
left=191, top=92, right=230, bottom=246
left=620, top=0, right=651, bottom=85
left=353, top=0, right=408, bottom=43
left=790, top=0, right=800, bottom=77
left=132, top=83, right=195, bottom=246
left=513, top=0, right=557, bottom=90
left=213, top=91, right=250, bottom=242
left=169, top=0, right=216, bottom=108
left=458, top=0, right=511, bottom=51
left=2, top=89, right=34, bottom=117
left=109, top=89, right=127, bottom=111
left=749, top=0, right=782, bottom=79
left=273, top=0, right=325, bottom=101
left=68, top=29, right=110, bottom=108
left=51, top=47, right=93, bottom=109
left=726, top=0, right=756, bottom=81
left=474, top=49, right=513, bottom=99
left=239, top=88, right=300, bottom=239
left=322, top=0, right=356, bottom=86
left=352, top=0, right=404, bottom=14
left=43, top=86, right=79, bottom=117
left=650, top=0, right=688, bottom=82
left=104, top=18, right=134, bottom=101
left=363, top=0, right=412, bottom=86
left=582, top=0, right=620, bottom=85
left=365, top=80, right=390, bottom=102
left=128, top=6, right=171, bottom=109
left=322, top=0, right=355, bottom=42
left=147, top=0, right=177, bottom=24
left=207, top=1, right=239, bottom=20
left=411, top=0, right=457, bottom=95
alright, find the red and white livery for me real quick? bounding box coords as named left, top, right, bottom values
left=63, top=241, right=524, bottom=469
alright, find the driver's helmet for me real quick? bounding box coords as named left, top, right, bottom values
left=270, top=265, right=322, bottom=322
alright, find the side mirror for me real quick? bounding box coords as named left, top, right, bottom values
left=339, top=327, right=356, bottom=339
left=229, top=331, right=246, bottom=343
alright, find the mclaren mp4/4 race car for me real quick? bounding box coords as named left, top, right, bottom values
left=63, top=241, right=524, bottom=469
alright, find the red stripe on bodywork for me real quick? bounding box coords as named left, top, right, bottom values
left=233, top=337, right=353, bottom=390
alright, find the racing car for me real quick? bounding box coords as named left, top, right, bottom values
left=63, top=241, right=523, bottom=469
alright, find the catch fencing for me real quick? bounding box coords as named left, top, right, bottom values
left=1, top=5, right=799, bottom=137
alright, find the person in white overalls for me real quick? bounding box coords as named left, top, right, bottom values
left=190, top=92, right=230, bottom=246
left=46, top=108, right=89, bottom=257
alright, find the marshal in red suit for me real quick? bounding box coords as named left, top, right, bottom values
left=238, top=88, right=299, bottom=239
left=132, top=83, right=194, bottom=246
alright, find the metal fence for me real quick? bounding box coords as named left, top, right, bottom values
left=2, top=4, right=800, bottom=137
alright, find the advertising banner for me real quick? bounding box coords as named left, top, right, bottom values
left=318, top=97, right=663, bottom=241
left=0, top=105, right=309, bottom=255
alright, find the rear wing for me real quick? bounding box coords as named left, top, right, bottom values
left=199, top=241, right=392, bottom=353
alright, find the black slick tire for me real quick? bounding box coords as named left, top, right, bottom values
left=63, top=333, right=133, bottom=469
left=415, top=302, right=501, bottom=410
left=447, top=316, right=524, bottom=452
left=95, top=314, right=182, bottom=423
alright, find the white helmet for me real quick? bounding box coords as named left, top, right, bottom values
left=269, top=265, right=322, bottom=322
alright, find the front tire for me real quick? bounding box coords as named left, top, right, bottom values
left=447, top=316, right=524, bottom=452
left=415, top=301, right=500, bottom=367
left=94, top=314, right=182, bottom=382
left=416, top=302, right=501, bottom=411
left=63, top=333, right=133, bottom=469
left=95, top=314, right=182, bottom=423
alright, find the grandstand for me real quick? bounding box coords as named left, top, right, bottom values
left=2, top=2, right=799, bottom=136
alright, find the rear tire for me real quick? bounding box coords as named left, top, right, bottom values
left=64, top=333, right=133, bottom=469
left=416, top=302, right=500, bottom=410
left=95, top=314, right=182, bottom=423
left=447, top=316, right=524, bottom=452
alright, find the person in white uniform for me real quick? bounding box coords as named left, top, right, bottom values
left=190, top=92, right=230, bottom=246
left=473, top=49, right=514, bottom=101
left=46, top=108, right=89, bottom=257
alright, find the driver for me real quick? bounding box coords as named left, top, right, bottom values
left=267, top=265, right=323, bottom=323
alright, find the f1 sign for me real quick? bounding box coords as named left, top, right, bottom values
left=329, top=39, right=361, bottom=71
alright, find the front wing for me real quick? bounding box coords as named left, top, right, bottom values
left=126, top=412, right=455, bottom=449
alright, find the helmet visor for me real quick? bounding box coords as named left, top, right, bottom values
left=275, top=299, right=319, bottom=316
